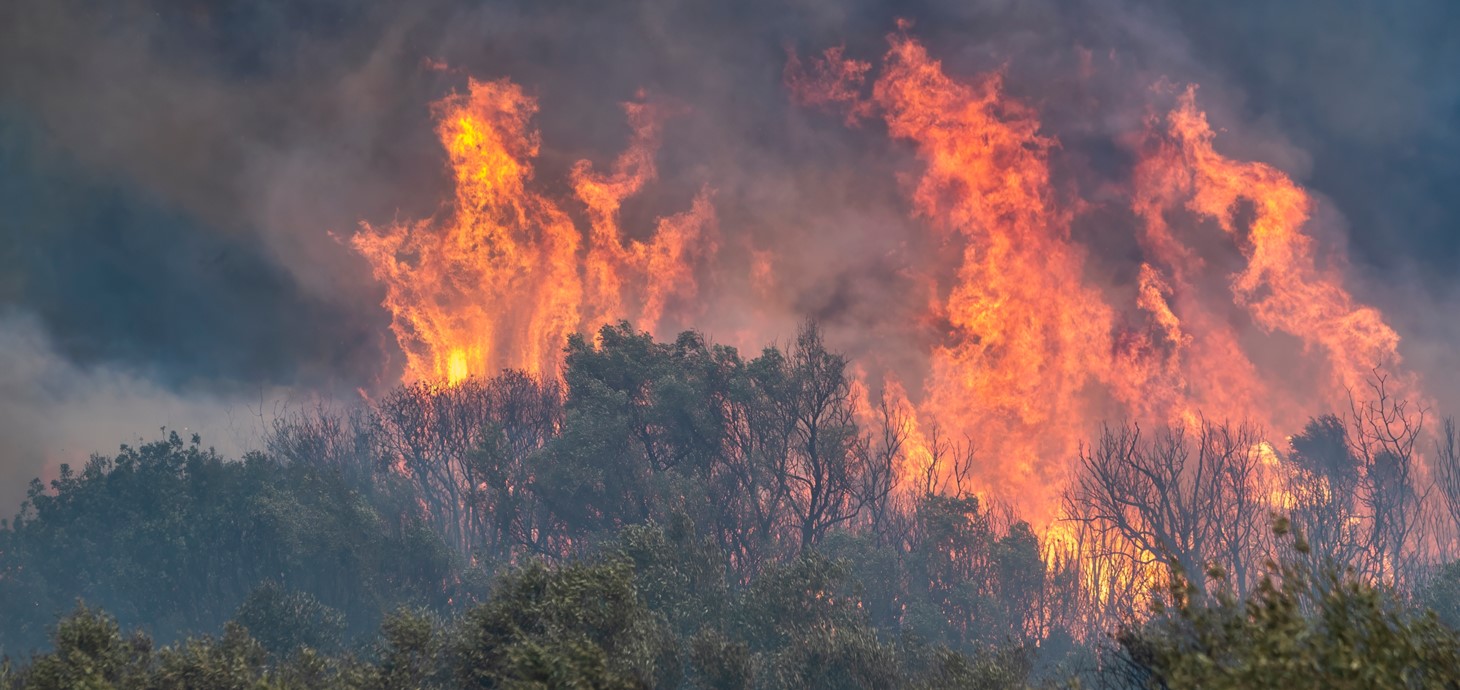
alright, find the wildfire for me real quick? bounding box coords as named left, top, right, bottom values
left=1133, top=85, right=1407, bottom=410
left=352, top=78, right=715, bottom=384
left=787, top=27, right=1413, bottom=524
left=353, top=27, right=1413, bottom=529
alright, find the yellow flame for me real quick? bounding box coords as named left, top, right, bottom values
left=352, top=78, right=716, bottom=384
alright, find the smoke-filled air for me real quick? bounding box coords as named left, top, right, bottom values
left=3, top=0, right=1459, bottom=687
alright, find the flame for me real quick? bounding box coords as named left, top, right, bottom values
left=353, top=78, right=715, bottom=383
left=788, top=29, right=1414, bottom=525
left=446, top=348, right=470, bottom=385
left=352, top=28, right=1415, bottom=531
left=1134, top=86, right=1406, bottom=407
left=571, top=99, right=717, bottom=332
left=1252, top=440, right=1297, bottom=510
left=791, top=33, right=1121, bottom=523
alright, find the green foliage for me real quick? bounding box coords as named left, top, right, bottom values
left=0, top=431, right=455, bottom=654
left=1118, top=525, right=1460, bottom=689
left=732, top=553, right=865, bottom=651
left=761, top=623, right=898, bottom=690
left=616, top=514, right=730, bottom=638
left=538, top=321, right=873, bottom=566
left=1, top=604, right=370, bottom=690
left=821, top=495, right=1045, bottom=652
left=149, top=623, right=273, bottom=690
left=726, top=553, right=902, bottom=690
left=451, top=558, right=680, bottom=689
left=14, top=326, right=1460, bottom=689
left=0, top=548, right=1039, bottom=689
left=817, top=530, right=905, bottom=630
left=899, top=644, right=1031, bottom=690
left=367, top=608, right=450, bottom=690
left=0, top=326, right=1065, bottom=687
left=1419, top=560, right=1460, bottom=632
left=537, top=323, right=743, bottom=545
left=686, top=630, right=753, bottom=690
left=9, top=604, right=153, bottom=690
left=232, top=583, right=346, bottom=658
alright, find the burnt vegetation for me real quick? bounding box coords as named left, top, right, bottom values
left=4, top=323, right=1460, bottom=688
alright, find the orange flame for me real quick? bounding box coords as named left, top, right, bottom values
left=789, top=30, right=1414, bottom=524
left=354, top=29, right=1415, bottom=529
left=1134, top=86, right=1406, bottom=409
left=353, top=78, right=715, bottom=384
left=791, top=33, right=1122, bottom=523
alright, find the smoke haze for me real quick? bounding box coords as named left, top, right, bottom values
left=1, top=0, right=1456, bottom=511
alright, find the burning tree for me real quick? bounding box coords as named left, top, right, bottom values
left=1066, top=420, right=1269, bottom=601
left=367, top=373, right=561, bottom=559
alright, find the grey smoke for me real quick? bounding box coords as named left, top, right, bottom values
left=0, top=313, right=266, bottom=510
left=0, top=0, right=1455, bottom=511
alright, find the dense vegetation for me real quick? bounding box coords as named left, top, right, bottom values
left=3, top=322, right=1460, bottom=687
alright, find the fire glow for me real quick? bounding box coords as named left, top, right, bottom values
left=352, top=26, right=1414, bottom=526
left=352, top=79, right=716, bottom=385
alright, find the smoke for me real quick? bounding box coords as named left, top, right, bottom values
left=0, top=313, right=267, bottom=511
left=0, top=0, right=1456, bottom=510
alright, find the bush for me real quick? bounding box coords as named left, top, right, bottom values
left=1116, top=523, right=1460, bottom=689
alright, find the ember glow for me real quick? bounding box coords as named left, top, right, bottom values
left=355, top=27, right=1415, bottom=526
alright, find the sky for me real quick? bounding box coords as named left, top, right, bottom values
left=0, top=0, right=1456, bottom=510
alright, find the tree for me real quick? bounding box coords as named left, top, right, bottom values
left=1285, top=415, right=1366, bottom=573
left=535, top=324, right=739, bottom=546
left=615, top=515, right=730, bottom=639
left=0, top=432, right=454, bottom=654
left=1067, top=420, right=1266, bottom=599
left=361, top=608, right=451, bottom=690
left=6, top=604, right=153, bottom=690
left=1434, top=417, right=1460, bottom=558
left=231, top=582, right=346, bottom=658
left=451, top=558, right=679, bottom=689
left=732, top=553, right=899, bottom=689
left=1345, top=374, right=1428, bottom=588
left=759, top=322, right=867, bottom=552
left=906, top=495, right=996, bottom=646
left=1115, top=521, right=1460, bottom=689
left=369, top=373, right=561, bottom=559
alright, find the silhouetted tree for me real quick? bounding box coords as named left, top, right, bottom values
left=764, top=322, right=867, bottom=552
left=1285, top=414, right=1366, bottom=573
left=1346, top=374, right=1428, bottom=588
left=1068, top=419, right=1266, bottom=598
left=371, top=374, right=561, bottom=558
left=1435, top=417, right=1460, bottom=557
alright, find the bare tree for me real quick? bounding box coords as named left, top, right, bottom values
left=369, top=373, right=560, bottom=558
left=917, top=423, right=978, bottom=500
left=852, top=394, right=910, bottom=549
left=1435, top=417, right=1460, bottom=557
left=1202, top=423, right=1269, bottom=593
left=774, top=322, right=868, bottom=551
left=267, top=403, right=380, bottom=486
left=1283, top=414, right=1366, bottom=576
left=1049, top=498, right=1154, bottom=634
left=1346, top=374, right=1428, bottom=588
left=469, top=371, right=563, bottom=560
left=1068, top=419, right=1266, bottom=599
left=717, top=356, right=797, bottom=577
